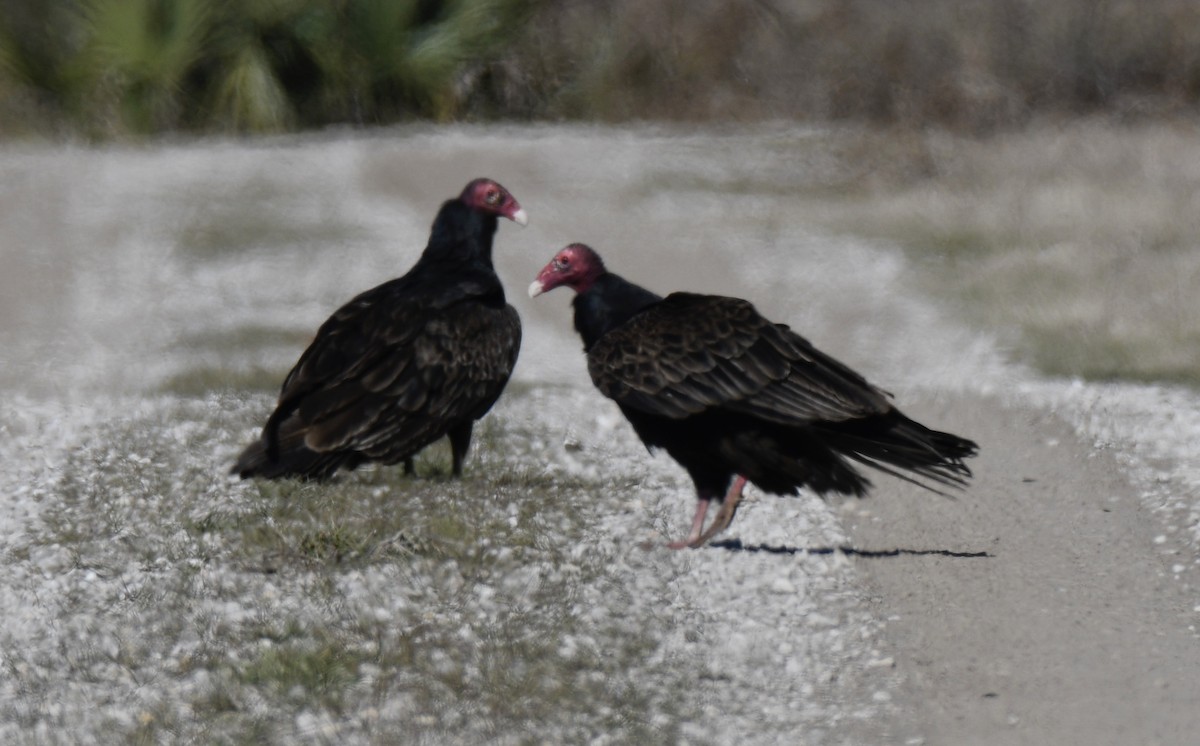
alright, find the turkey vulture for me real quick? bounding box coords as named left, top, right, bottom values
left=233, top=178, right=526, bottom=480
left=529, top=243, right=978, bottom=548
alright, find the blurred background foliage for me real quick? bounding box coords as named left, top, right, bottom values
left=0, top=0, right=539, bottom=136
left=0, top=0, right=1199, bottom=138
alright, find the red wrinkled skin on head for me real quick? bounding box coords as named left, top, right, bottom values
left=534, top=243, right=606, bottom=295
left=459, top=177, right=522, bottom=222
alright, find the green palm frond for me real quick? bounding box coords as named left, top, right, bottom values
left=348, top=0, right=535, bottom=119
left=83, top=0, right=210, bottom=87
left=347, top=0, right=421, bottom=76
left=78, top=0, right=212, bottom=131
left=212, top=42, right=292, bottom=133
left=0, top=30, right=14, bottom=80
left=0, top=0, right=540, bottom=134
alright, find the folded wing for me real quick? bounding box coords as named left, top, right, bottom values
left=587, top=292, right=891, bottom=425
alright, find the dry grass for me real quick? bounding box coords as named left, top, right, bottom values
left=801, top=119, right=1200, bottom=384
left=504, top=0, right=1200, bottom=130
left=13, top=391, right=691, bottom=744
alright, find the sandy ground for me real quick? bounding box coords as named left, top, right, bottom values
left=845, top=393, right=1200, bottom=746
left=2, top=127, right=1199, bottom=743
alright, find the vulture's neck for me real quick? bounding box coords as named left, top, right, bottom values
left=572, top=273, right=662, bottom=351
left=419, top=200, right=499, bottom=271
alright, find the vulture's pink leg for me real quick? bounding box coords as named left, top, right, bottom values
left=667, top=497, right=712, bottom=549
left=690, top=475, right=748, bottom=547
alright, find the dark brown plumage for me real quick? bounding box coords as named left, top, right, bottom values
left=530, top=243, right=978, bottom=547
left=233, top=178, right=526, bottom=480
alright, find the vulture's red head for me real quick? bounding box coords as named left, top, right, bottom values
left=460, top=178, right=527, bottom=226
left=528, top=243, right=606, bottom=298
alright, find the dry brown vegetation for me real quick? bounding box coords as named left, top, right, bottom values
left=2, top=0, right=1199, bottom=136
left=502, top=0, right=1200, bottom=130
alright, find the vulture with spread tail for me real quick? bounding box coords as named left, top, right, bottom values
left=529, top=243, right=977, bottom=548
left=233, top=178, right=526, bottom=480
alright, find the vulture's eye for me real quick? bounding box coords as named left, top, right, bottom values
left=485, top=189, right=501, bottom=205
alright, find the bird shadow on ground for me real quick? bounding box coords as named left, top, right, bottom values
left=708, top=538, right=991, bottom=559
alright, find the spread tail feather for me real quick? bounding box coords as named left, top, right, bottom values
left=819, top=411, right=977, bottom=494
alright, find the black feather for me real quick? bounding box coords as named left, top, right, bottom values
left=574, top=272, right=977, bottom=502
left=233, top=189, right=522, bottom=481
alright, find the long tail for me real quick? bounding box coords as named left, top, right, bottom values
left=818, top=410, right=978, bottom=495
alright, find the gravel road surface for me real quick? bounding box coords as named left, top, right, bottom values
left=1, top=127, right=1197, bottom=744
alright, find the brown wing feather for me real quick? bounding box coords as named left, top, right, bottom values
left=274, top=297, right=519, bottom=462
left=587, top=293, right=889, bottom=424
left=279, top=290, right=422, bottom=403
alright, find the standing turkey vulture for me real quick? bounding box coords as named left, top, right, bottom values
left=233, top=178, right=526, bottom=480
left=529, top=243, right=978, bottom=548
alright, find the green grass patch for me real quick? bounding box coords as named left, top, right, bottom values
left=158, top=324, right=313, bottom=396
left=159, top=365, right=288, bottom=396
left=176, top=199, right=368, bottom=260
left=174, top=325, right=314, bottom=355
left=792, top=122, right=1200, bottom=387
left=238, top=639, right=364, bottom=709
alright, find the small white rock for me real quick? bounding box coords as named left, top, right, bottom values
left=770, top=577, right=797, bottom=594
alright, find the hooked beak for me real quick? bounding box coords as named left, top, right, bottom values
left=509, top=207, right=528, bottom=227
left=528, top=259, right=561, bottom=298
